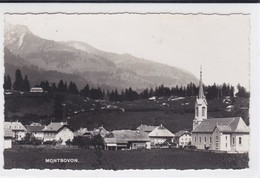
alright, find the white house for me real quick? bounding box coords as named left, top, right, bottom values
left=148, top=124, right=175, bottom=146
left=42, top=122, right=74, bottom=145
left=174, top=130, right=192, bottom=147
left=4, top=128, right=12, bottom=149
left=191, top=68, right=249, bottom=153
left=4, top=121, right=27, bottom=141
left=30, top=87, right=43, bottom=93
left=25, top=123, right=45, bottom=140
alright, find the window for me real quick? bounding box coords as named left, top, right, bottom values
left=210, top=137, right=212, bottom=144
left=195, top=137, right=197, bottom=143
left=216, top=143, right=219, bottom=149
left=232, top=137, right=235, bottom=145
left=196, top=107, right=198, bottom=117
left=216, top=136, right=218, bottom=140
left=202, top=107, right=206, bottom=117
left=226, top=143, right=227, bottom=148
left=199, top=137, right=201, bottom=143
left=239, top=137, right=242, bottom=145
left=226, top=136, right=228, bottom=140
left=204, top=137, right=207, bottom=143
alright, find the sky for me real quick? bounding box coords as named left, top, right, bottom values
left=5, top=13, right=250, bottom=89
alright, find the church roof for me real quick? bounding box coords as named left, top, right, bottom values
left=192, top=117, right=249, bottom=133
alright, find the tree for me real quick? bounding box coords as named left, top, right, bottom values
left=4, top=74, right=12, bottom=90
left=80, top=84, right=90, bottom=97
left=13, top=69, right=24, bottom=91
left=23, top=75, right=30, bottom=91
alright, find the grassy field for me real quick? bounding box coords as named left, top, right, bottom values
left=4, top=147, right=248, bottom=170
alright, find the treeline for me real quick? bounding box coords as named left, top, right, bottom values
left=4, top=69, right=250, bottom=101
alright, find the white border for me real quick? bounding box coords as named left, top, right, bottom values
left=0, top=3, right=259, bottom=178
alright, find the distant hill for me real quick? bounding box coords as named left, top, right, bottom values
left=4, top=23, right=198, bottom=90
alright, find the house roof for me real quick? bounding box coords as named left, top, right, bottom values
left=4, top=121, right=27, bottom=131
left=192, top=117, right=249, bottom=133
left=148, top=125, right=175, bottom=138
left=26, top=125, right=45, bottom=132
left=111, top=130, right=150, bottom=143
left=4, top=128, right=13, bottom=138
left=43, top=122, right=72, bottom=132
left=136, top=124, right=157, bottom=133
left=74, top=128, right=92, bottom=137
left=175, top=130, right=190, bottom=137
left=93, top=126, right=109, bottom=137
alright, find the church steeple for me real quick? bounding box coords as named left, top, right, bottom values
left=193, top=66, right=208, bottom=130
left=198, top=66, right=205, bottom=99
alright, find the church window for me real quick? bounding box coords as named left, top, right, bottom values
left=209, top=137, right=212, bottom=143
left=196, top=107, right=198, bottom=117
left=226, top=136, right=228, bottom=140
left=202, top=107, right=206, bottom=117
left=232, top=137, right=235, bottom=145
left=226, top=143, right=228, bottom=148
left=195, top=137, right=196, bottom=143
left=204, top=137, right=207, bottom=143
left=239, top=137, right=242, bottom=145
left=199, top=137, right=201, bottom=143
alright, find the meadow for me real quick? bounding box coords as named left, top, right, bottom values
left=4, top=147, right=249, bottom=170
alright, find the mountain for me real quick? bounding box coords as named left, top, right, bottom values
left=4, top=23, right=198, bottom=90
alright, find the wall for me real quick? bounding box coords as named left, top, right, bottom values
left=230, top=133, right=249, bottom=153
left=4, top=138, right=12, bottom=149
left=43, top=132, right=56, bottom=142
left=192, top=133, right=213, bottom=150
left=130, top=142, right=146, bottom=149
left=55, top=127, right=74, bottom=145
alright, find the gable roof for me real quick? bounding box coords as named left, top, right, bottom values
left=74, top=128, right=92, bottom=137
left=148, top=125, right=175, bottom=138
left=93, top=126, right=109, bottom=137
left=26, top=125, right=45, bottom=132
left=192, top=117, right=249, bottom=133
left=136, top=124, right=157, bottom=133
left=43, top=122, right=72, bottom=132
left=111, top=130, right=150, bottom=143
left=4, top=121, right=27, bottom=131
left=175, top=130, right=191, bottom=137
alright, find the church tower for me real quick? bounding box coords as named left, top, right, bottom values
left=193, top=67, right=207, bottom=130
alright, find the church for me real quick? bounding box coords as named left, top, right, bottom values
left=191, top=68, right=249, bottom=153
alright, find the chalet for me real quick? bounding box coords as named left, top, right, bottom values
left=148, top=124, right=175, bottom=146
left=136, top=124, right=157, bottom=134
left=191, top=68, right=249, bottom=153
left=42, top=122, right=74, bottom=145
left=74, top=127, right=93, bottom=138
left=4, top=128, right=13, bottom=149
left=25, top=123, right=45, bottom=140
left=4, top=121, right=27, bottom=141
left=104, top=130, right=151, bottom=150
left=30, top=87, right=43, bottom=93
left=174, top=130, right=192, bottom=147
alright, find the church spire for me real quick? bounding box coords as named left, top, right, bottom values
left=198, top=66, right=204, bottom=99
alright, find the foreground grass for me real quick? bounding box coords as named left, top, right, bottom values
left=4, top=147, right=248, bottom=170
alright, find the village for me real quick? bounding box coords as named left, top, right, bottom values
left=4, top=70, right=250, bottom=154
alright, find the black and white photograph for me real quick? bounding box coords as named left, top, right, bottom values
left=1, top=7, right=258, bottom=172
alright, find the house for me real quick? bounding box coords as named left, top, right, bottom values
left=104, top=130, right=151, bottom=150
left=148, top=124, right=175, bottom=146
left=25, top=123, right=45, bottom=140
left=92, top=126, right=109, bottom=138
left=174, top=130, right=192, bottom=147
left=136, top=124, right=157, bottom=134
left=4, top=128, right=13, bottom=149
left=191, top=68, right=249, bottom=153
left=74, top=127, right=93, bottom=138
left=4, top=121, right=27, bottom=141
left=42, top=122, right=74, bottom=145
left=30, top=87, right=43, bottom=93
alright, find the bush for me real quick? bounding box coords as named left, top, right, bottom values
left=43, top=140, right=56, bottom=145
left=184, top=145, right=197, bottom=150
